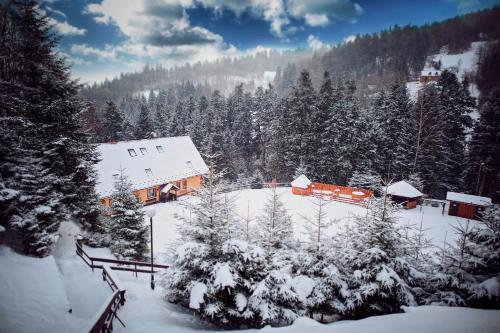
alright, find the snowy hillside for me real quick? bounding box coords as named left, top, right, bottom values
left=406, top=41, right=487, bottom=101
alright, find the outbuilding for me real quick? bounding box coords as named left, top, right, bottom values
left=446, top=192, right=492, bottom=220
left=386, top=181, right=423, bottom=209
left=291, top=174, right=312, bottom=195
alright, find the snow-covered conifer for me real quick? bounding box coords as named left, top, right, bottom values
left=108, top=169, right=149, bottom=260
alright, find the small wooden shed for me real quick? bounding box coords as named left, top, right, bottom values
left=386, top=181, right=423, bottom=209
left=291, top=174, right=312, bottom=195
left=446, top=192, right=492, bottom=220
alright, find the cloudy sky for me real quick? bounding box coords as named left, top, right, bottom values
left=40, top=0, right=499, bottom=84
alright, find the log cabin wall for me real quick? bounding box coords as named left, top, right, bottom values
left=100, top=175, right=203, bottom=207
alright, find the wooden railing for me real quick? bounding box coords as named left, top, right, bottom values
left=76, top=240, right=169, bottom=275
left=87, top=266, right=126, bottom=333
left=76, top=240, right=169, bottom=333
left=292, top=182, right=373, bottom=206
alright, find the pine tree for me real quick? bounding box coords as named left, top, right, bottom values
left=464, top=88, right=500, bottom=202
left=163, top=156, right=269, bottom=328
left=341, top=190, right=422, bottom=318
left=311, top=72, right=334, bottom=181
left=436, top=70, right=474, bottom=194
left=100, top=101, right=123, bottom=142
left=255, top=185, right=293, bottom=252
left=265, top=98, right=289, bottom=182
left=108, top=169, right=149, bottom=260
left=0, top=1, right=102, bottom=254
left=283, top=70, right=316, bottom=179
left=348, top=169, right=382, bottom=195
left=134, top=102, right=154, bottom=139
left=230, top=85, right=254, bottom=179
left=321, top=77, right=345, bottom=184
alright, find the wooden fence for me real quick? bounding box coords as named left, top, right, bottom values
left=292, top=182, right=373, bottom=206
left=76, top=240, right=169, bottom=333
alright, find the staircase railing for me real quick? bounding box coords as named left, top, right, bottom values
left=76, top=239, right=169, bottom=333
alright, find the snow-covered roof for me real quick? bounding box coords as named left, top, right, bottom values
left=421, top=68, right=441, bottom=76
left=387, top=181, right=423, bottom=198
left=95, top=136, right=208, bottom=197
left=446, top=192, right=492, bottom=206
left=291, top=175, right=311, bottom=189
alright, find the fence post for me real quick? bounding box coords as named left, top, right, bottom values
left=76, top=236, right=83, bottom=255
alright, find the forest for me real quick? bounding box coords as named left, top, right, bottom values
left=0, top=1, right=499, bottom=332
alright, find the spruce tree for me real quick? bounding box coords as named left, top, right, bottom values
left=283, top=70, right=316, bottom=179
left=108, top=170, right=149, bottom=260
left=100, top=101, right=123, bottom=142
left=163, top=156, right=269, bottom=328
left=464, top=88, right=500, bottom=202
left=134, top=102, right=154, bottom=139
left=311, top=72, right=334, bottom=181
left=341, top=190, right=423, bottom=318
left=436, top=70, right=474, bottom=194
left=0, top=1, right=102, bottom=255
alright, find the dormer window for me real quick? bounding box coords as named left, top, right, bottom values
left=145, top=168, right=153, bottom=177
left=140, top=148, right=147, bottom=155
left=156, top=145, right=164, bottom=153
left=128, top=149, right=137, bottom=157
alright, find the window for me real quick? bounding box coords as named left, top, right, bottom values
left=156, top=145, right=164, bottom=153
left=128, top=149, right=137, bottom=157
left=140, top=148, right=147, bottom=155
left=186, top=160, right=192, bottom=167
left=145, top=168, right=153, bottom=177
left=147, top=188, right=156, bottom=199
left=182, top=179, right=187, bottom=189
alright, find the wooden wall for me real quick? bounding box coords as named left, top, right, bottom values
left=101, top=175, right=203, bottom=207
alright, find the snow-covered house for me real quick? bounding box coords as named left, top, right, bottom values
left=96, top=136, right=208, bottom=207
left=420, top=67, right=442, bottom=83
left=446, top=192, right=492, bottom=220
left=291, top=174, right=312, bottom=195
left=386, top=181, right=423, bottom=209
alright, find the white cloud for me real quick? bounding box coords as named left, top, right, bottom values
left=48, top=17, right=87, bottom=35
left=304, top=13, right=329, bottom=27
left=84, top=0, right=219, bottom=47
left=447, top=0, right=480, bottom=10
left=343, top=34, right=356, bottom=43
left=307, top=35, right=328, bottom=51
left=45, top=6, right=66, bottom=18
left=288, top=0, right=362, bottom=26
left=71, top=44, right=118, bottom=59
left=58, top=51, right=89, bottom=65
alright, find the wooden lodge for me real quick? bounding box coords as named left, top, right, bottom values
left=96, top=136, right=208, bottom=207
left=386, top=181, right=423, bottom=209
left=291, top=175, right=373, bottom=206
left=446, top=192, right=492, bottom=220
left=420, top=67, right=442, bottom=83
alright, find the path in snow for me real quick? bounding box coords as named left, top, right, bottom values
left=52, top=221, right=111, bottom=320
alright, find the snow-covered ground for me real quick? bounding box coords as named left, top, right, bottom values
left=0, top=187, right=493, bottom=333
left=149, top=187, right=477, bottom=261
left=3, top=238, right=500, bottom=333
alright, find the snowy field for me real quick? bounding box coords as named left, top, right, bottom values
left=0, top=187, right=493, bottom=333
left=149, top=187, right=478, bottom=262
